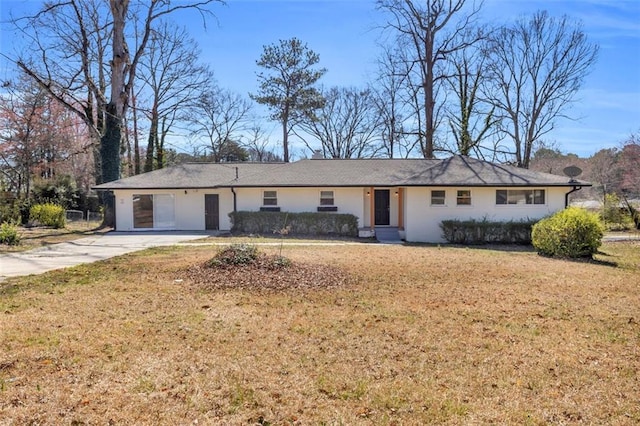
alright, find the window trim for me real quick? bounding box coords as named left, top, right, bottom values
left=132, top=193, right=175, bottom=229
left=430, top=190, right=446, bottom=206
left=262, top=190, right=278, bottom=206
left=495, top=189, right=546, bottom=206
left=133, top=194, right=154, bottom=228
left=456, top=189, right=472, bottom=206
left=320, top=190, right=335, bottom=206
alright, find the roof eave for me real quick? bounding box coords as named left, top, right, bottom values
left=94, top=182, right=592, bottom=190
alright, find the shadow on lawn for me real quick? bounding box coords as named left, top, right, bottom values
left=404, top=242, right=536, bottom=253
left=406, top=242, right=624, bottom=268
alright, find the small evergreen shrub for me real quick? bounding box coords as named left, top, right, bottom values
left=207, top=243, right=292, bottom=270
left=628, top=203, right=640, bottom=230
left=0, top=222, right=20, bottom=245
left=208, top=243, right=259, bottom=267
left=31, top=174, right=81, bottom=209
left=0, top=201, right=20, bottom=224
left=531, top=207, right=604, bottom=258
left=29, top=203, right=66, bottom=228
left=602, top=193, right=632, bottom=231
left=269, top=255, right=292, bottom=269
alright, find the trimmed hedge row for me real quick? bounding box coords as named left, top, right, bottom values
left=229, top=211, right=358, bottom=237
left=440, top=218, right=537, bottom=244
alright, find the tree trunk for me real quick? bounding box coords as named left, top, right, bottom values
left=144, top=116, right=156, bottom=172
left=155, top=116, right=166, bottom=169
left=103, top=0, right=127, bottom=227
left=99, top=103, right=121, bottom=227
left=132, top=95, right=141, bottom=175
left=423, top=37, right=435, bottom=159
left=100, top=103, right=121, bottom=184
left=282, top=114, right=290, bottom=163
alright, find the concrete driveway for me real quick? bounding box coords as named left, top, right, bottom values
left=0, top=231, right=213, bottom=282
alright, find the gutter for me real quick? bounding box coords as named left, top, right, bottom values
left=565, top=184, right=583, bottom=208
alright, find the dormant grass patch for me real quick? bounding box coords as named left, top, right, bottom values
left=0, top=241, right=638, bottom=425
left=0, top=221, right=105, bottom=253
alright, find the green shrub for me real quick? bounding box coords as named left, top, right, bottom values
left=602, top=193, right=632, bottom=231
left=269, top=255, right=292, bottom=269
left=0, top=202, right=20, bottom=224
left=628, top=203, right=640, bottom=230
left=0, top=222, right=20, bottom=245
left=32, top=175, right=81, bottom=210
left=209, top=243, right=259, bottom=267
left=229, top=211, right=358, bottom=237
left=440, top=218, right=536, bottom=244
left=29, top=203, right=66, bottom=228
left=18, top=198, right=33, bottom=225
left=531, top=207, right=604, bottom=258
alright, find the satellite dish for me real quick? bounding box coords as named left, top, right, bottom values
left=563, top=165, right=583, bottom=182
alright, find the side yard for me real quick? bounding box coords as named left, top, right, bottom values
left=0, top=221, right=106, bottom=253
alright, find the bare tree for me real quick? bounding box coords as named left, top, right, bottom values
left=0, top=77, right=48, bottom=197
left=590, top=148, right=622, bottom=199
left=371, top=44, right=418, bottom=158
left=376, top=0, right=483, bottom=158
left=296, top=87, right=382, bottom=159
left=444, top=30, right=499, bottom=157
left=137, top=22, right=213, bottom=172
left=9, top=0, right=221, bottom=184
left=0, top=75, right=93, bottom=198
left=9, top=0, right=110, bottom=183
left=189, top=85, right=253, bottom=162
left=618, top=133, right=640, bottom=197
left=251, top=38, right=326, bottom=162
left=487, top=11, right=598, bottom=168
left=241, top=125, right=282, bottom=162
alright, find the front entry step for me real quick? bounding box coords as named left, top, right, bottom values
left=375, top=227, right=403, bottom=244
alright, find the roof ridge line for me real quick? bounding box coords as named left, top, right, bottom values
left=220, top=161, right=293, bottom=185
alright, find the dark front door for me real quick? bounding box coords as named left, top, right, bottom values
left=204, top=194, right=219, bottom=230
left=374, top=189, right=390, bottom=226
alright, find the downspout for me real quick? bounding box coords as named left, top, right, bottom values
left=231, top=166, right=238, bottom=212
left=231, top=187, right=237, bottom=212
left=565, top=185, right=583, bottom=208
left=110, top=191, right=116, bottom=231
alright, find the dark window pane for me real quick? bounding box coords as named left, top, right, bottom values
left=263, top=191, right=277, bottom=206
left=431, top=190, right=445, bottom=205
left=496, top=190, right=507, bottom=204
left=133, top=194, right=153, bottom=228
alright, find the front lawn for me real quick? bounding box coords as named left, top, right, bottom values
left=0, top=241, right=638, bottom=424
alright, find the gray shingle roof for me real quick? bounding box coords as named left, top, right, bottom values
left=93, top=156, right=590, bottom=190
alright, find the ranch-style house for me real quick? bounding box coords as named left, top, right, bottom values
left=93, top=155, right=589, bottom=243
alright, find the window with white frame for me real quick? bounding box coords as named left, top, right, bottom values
left=456, top=190, right=472, bottom=205
left=431, top=190, right=446, bottom=205
left=263, top=190, right=278, bottom=206
left=320, top=190, right=334, bottom=205
left=132, top=194, right=175, bottom=229
left=496, top=189, right=545, bottom=205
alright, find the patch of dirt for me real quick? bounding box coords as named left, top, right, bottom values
left=180, top=255, right=350, bottom=292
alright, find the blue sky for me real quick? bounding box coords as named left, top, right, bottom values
left=1, top=0, right=639, bottom=158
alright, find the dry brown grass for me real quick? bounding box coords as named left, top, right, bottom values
left=0, top=221, right=106, bottom=253
left=0, top=241, right=639, bottom=425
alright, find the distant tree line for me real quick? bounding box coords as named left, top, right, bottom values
left=530, top=133, right=640, bottom=201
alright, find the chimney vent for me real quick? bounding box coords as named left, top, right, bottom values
left=311, top=150, right=324, bottom=160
